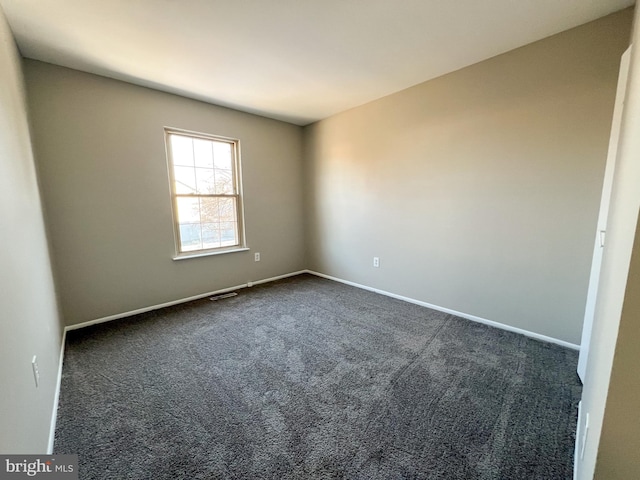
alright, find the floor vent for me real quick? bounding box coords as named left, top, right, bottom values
left=209, top=292, right=238, bottom=301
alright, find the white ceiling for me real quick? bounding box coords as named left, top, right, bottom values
left=0, top=0, right=634, bottom=125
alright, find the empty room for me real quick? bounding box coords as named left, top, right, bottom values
left=1, top=1, right=640, bottom=479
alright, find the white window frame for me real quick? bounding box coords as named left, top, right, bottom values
left=164, top=127, right=247, bottom=260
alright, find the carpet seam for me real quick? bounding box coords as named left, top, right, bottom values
left=344, top=314, right=453, bottom=473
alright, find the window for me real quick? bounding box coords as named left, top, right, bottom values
left=165, top=128, right=245, bottom=257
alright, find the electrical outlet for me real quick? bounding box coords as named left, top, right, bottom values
left=31, top=356, right=40, bottom=388
left=373, top=257, right=380, bottom=268
left=254, top=252, right=261, bottom=262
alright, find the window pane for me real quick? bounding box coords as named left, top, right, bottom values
left=213, top=142, right=232, bottom=170
left=220, top=221, right=238, bottom=247
left=173, top=166, right=196, bottom=194
left=195, top=167, right=216, bottom=194
left=199, top=197, right=220, bottom=224
left=214, top=169, right=234, bottom=194
left=193, top=139, right=214, bottom=168
left=170, top=135, right=194, bottom=166
left=176, top=197, right=200, bottom=223
left=218, top=198, right=236, bottom=223
left=202, top=223, right=221, bottom=249
left=179, top=223, right=202, bottom=251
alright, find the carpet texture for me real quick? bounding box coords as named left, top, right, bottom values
left=55, top=274, right=581, bottom=479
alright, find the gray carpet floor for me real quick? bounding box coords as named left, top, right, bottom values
left=55, top=274, right=581, bottom=479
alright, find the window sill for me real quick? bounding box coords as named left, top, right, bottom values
left=172, top=247, right=249, bottom=261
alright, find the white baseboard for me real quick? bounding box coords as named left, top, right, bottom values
left=249, top=270, right=307, bottom=287
left=574, top=400, right=582, bottom=480
left=47, top=328, right=66, bottom=454
left=305, top=270, right=580, bottom=351
left=65, top=270, right=308, bottom=331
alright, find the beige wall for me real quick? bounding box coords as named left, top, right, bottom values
left=0, top=7, right=63, bottom=452
left=303, top=9, right=632, bottom=345
left=24, top=61, right=306, bottom=326
left=595, top=218, right=640, bottom=478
